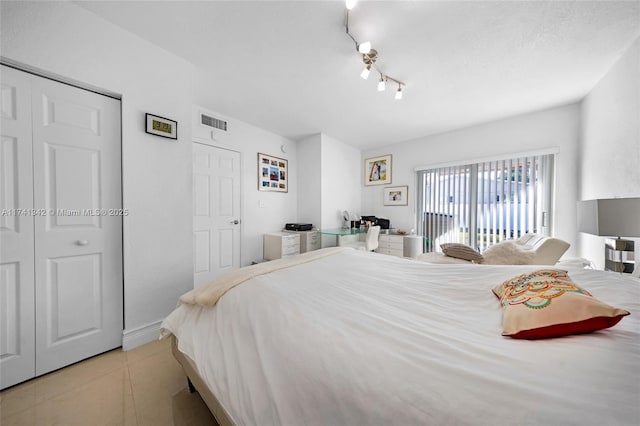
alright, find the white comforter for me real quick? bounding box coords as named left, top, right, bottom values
left=161, top=249, right=640, bottom=426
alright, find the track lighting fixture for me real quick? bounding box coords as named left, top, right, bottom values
left=344, top=0, right=405, bottom=100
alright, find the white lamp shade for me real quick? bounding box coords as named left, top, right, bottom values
left=358, top=42, right=371, bottom=54
left=346, top=0, right=358, bottom=10
left=360, top=66, right=370, bottom=80
left=377, top=79, right=386, bottom=91
left=577, top=198, right=640, bottom=237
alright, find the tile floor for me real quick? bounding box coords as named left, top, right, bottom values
left=0, top=338, right=218, bottom=425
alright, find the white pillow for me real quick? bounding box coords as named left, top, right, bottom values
left=482, top=240, right=535, bottom=265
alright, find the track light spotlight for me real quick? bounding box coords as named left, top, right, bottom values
left=346, top=0, right=358, bottom=10
left=361, top=65, right=371, bottom=80
left=395, top=85, right=403, bottom=100
left=378, top=76, right=386, bottom=92
left=357, top=42, right=371, bottom=54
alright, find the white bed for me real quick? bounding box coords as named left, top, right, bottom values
left=161, top=248, right=640, bottom=426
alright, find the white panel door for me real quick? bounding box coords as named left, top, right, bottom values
left=0, top=66, right=36, bottom=389
left=193, top=143, right=241, bottom=287
left=30, top=75, right=123, bottom=375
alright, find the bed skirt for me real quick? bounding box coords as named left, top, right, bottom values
left=171, top=335, right=236, bottom=426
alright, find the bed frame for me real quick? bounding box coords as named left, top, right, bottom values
left=171, top=335, right=236, bottom=426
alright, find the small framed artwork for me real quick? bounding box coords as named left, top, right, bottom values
left=384, top=185, right=408, bottom=206
left=364, top=154, right=392, bottom=186
left=145, top=113, right=178, bottom=139
left=258, top=153, right=288, bottom=193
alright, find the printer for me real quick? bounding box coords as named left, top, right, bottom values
left=360, top=216, right=390, bottom=229
left=285, top=223, right=313, bottom=231
left=376, top=218, right=391, bottom=229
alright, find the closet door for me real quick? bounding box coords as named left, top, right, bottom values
left=0, top=66, right=36, bottom=389
left=30, top=75, right=123, bottom=374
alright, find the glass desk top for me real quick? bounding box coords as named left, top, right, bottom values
left=318, top=227, right=369, bottom=236
left=318, top=227, right=397, bottom=236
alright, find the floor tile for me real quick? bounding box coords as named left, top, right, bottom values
left=0, top=338, right=218, bottom=426
left=125, top=338, right=169, bottom=365
left=168, top=388, right=218, bottom=426
left=0, top=381, right=37, bottom=419
left=2, top=368, right=136, bottom=426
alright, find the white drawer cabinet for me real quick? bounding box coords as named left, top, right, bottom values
left=263, top=232, right=300, bottom=260
left=376, top=234, right=424, bottom=258
left=284, top=230, right=320, bottom=253
left=376, top=234, right=405, bottom=257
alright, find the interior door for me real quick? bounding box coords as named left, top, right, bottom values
left=30, top=74, right=123, bottom=375
left=0, top=66, right=36, bottom=389
left=193, top=143, right=241, bottom=287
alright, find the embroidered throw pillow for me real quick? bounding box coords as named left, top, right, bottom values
left=492, top=269, right=629, bottom=339
left=440, top=243, right=484, bottom=263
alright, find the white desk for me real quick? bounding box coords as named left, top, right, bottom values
left=318, top=228, right=424, bottom=258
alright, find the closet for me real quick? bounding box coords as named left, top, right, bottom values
left=0, top=65, right=123, bottom=389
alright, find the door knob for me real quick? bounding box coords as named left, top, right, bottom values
left=76, top=240, right=90, bottom=246
left=231, top=219, right=240, bottom=225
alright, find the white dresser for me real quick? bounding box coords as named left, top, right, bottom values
left=283, top=230, right=320, bottom=253
left=263, top=232, right=301, bottom=260
left=376, top=233, right=423, bottom=258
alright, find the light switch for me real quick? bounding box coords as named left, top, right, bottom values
left=259, top=200, right=265, bottom=208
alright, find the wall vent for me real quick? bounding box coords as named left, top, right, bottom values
left=201, top=114, right=228, bottom=131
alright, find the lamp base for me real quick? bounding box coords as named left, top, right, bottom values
left=604, top=238, right=635, bottom=273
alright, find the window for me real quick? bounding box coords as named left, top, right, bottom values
left=416, top=153, right=555, bottom=253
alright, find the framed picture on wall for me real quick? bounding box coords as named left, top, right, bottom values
left=258, top=153, right=288, bottom=193
left=383, top=185, right=408, bottom=206
left=364, top=154, right=392, bottom=186
left=145, top=113, right=178, bottom=139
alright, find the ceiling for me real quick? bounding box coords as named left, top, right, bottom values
left=76, top=0, right=640, bottom=149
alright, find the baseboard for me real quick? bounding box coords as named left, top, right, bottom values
left=122, top=320, right=163, bottom=351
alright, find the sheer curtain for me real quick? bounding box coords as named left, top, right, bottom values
left=416, top=154, right=555, bottom=253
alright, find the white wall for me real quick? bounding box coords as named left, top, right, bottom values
left=320, top=134, right=362, bottom=230
left=297, top=134, right=322, bottom=227
left=192, top=107, right=298, bottom=266
left=296, top=133, right=361, bottom=247
left=579, top=37, right=640, bottom=270
left=362, top=104, right=581, bottom=254
left=1, top=1, right=195, bottom=347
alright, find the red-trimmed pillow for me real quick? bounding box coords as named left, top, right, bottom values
left=492, top=269, right=629, bottom=339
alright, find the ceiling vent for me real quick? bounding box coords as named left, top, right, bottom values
left=201, top=113, right=228, bottom=132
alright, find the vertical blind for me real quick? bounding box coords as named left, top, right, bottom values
left=416, top=154, right=555, bottom=253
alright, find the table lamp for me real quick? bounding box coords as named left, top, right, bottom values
left=577, top=197, right=640, bottom=273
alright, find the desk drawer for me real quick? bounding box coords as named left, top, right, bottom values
left=377, top=234, right=405, bottom=257
left=283, top=230, right=320, bottom=253
left=282, top=244, right=300, bottom=257
left=264, top=232, right=300, bottom=260
left=376, top=247, right=404, bottom=257
left=282, top=236, right=299, bottom=248
left=378, top=236, right=403, bottom=250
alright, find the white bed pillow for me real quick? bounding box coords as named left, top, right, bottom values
left=440, top=243, right=484, bottom=263
left=482, top=240, right=535, bottom=265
